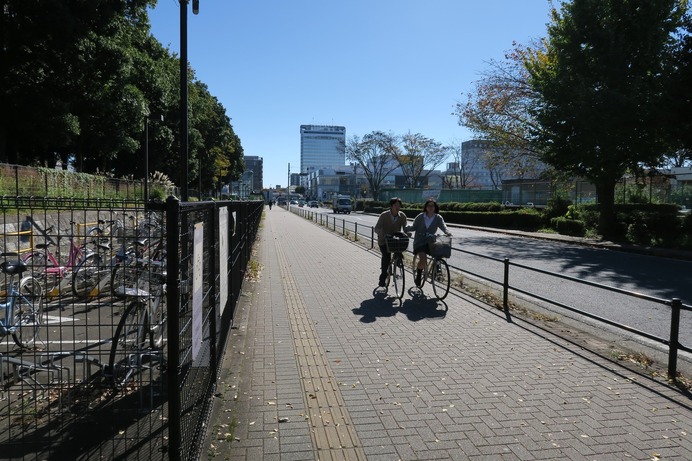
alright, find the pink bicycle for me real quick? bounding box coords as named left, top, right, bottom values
left=22, top=221, right=102, bottom=296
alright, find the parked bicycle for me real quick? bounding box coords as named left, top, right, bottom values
left=383, top=233, right=410, bottom=300
left=108, top=263, right=167, bottom=388
left=72, top=212, right=165, bottom=299
left=110, top=218, right=166, bottom=299
left=0, top=252, right=44, bottom=348
left=23, top=222, right=99, bottom=296
left=71, top=218, right=130, bottom=298
left=411, top=234, right=452, bottom=300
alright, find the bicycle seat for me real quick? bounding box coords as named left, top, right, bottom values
left=0, top=260, right=28, bottom=275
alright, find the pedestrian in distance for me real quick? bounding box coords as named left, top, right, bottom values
left=409, top=198, right=452, bottom=287
left=374, top=197, right=409, bottom=287
left=268, top=200, right=273, bottom=210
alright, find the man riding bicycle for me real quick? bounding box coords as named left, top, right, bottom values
left=374, top=197, right=409, bottom=287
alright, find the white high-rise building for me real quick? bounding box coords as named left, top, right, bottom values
left=300, top=125, right=346, bottom=173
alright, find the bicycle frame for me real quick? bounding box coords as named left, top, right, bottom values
left=0, top=282, right=37, bottom=336
left=0, top=284, right=22, bottom=335
left=0, top=257, right=43, bottom=348
left=23, top=223, right=96, bottom=297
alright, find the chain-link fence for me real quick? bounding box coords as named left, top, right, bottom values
left=0, top=196, right=263, bottom=460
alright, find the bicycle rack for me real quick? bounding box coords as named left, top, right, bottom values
left=0, top=353, right=70, bottom=402
left=125, top=349, right=164, bottom=411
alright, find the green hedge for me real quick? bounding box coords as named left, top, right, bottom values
left=550, top=217, right=586, bottom=236
left=439, top=210, right=543, bottom=231
left=362, top=200, right=689, bottom=249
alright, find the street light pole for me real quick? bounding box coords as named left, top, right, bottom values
left=179, top=0, right=189, bottom=201
left=287, top=163, right=290, bottom=208
left=144, top=116, right=149, bottom=204
left=179, top=1, right=200, bottom=201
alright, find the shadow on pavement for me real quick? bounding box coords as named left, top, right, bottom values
left=352, top=290, right=398, bottom=323
left=398, top=290, right=448, bottom=321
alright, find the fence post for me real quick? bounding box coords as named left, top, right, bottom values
left=166, top=196, right=182, bottom=460
left=503, top=258, right=510, bottom=312
left=668, top=298, right=681, bottom=379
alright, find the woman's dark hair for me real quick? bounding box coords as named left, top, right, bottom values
left=422, top=198, right=439, bottom=214
left=389, top=197, right=402, bottom=207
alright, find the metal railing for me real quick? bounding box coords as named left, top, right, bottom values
left=290, top=205, right=691, bottom=379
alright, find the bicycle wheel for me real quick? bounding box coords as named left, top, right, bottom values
left=72, top=252, right=103, bottom=298
left=13, top=276, right=44, bottom=348
left=23, top=251, right=59, bottom=293
left=109, top=300, right=148, bottom=388
left=391, top=254, right=406, bottom=300
left=431, top=258, right=450, bottom=300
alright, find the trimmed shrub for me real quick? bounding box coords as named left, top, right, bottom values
left=544, top=197, right=572, bottom=220
left=441, top=210, right=543, bottom=231
left=551, top=217, right=586, bottom=237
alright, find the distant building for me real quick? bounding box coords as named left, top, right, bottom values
left=460, top=140, right=546, bottom=189
left=461, top=140, right=503, bottom=188
left=300, top=125, right=346, bottom=173
left=244, top=156, right=263, bottom=192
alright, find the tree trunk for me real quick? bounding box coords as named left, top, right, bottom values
left=596, top=180, right=618, bottom=240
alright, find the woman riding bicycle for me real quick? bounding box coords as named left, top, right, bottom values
left=374, top=197, right=409, bottom=287
left=410, top=198, right=452, bottom=287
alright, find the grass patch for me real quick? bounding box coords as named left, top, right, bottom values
left=245, top=259, right=262, bottom=281
left=460, top=283, right=560, bottom=322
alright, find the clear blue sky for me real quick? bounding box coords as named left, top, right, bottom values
left=148, top=0, right=555, bottom=189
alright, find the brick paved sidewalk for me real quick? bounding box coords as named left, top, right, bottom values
left=206, top=207, right=692, bottom=461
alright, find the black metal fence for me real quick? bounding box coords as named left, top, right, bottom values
left=163, top=197, right=263, bottom=460
left=0, top=196, right=263, bottom=460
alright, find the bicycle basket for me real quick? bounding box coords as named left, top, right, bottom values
left=385, top=233, right=409, bottom=253
left=429, top=235, right=452, bottom=258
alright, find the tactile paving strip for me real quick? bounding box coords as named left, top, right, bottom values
left=275, top=239, right=367, bottom=460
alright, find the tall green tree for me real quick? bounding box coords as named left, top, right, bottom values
left=664, top=10, right=692, bottom=166
left=1, top=0, right=245, bottom=191
left=525, top=0, right=686, bottom=237
left=0, top=0, right=155, bottom=167
left=189, top=80, right=243, bottom=193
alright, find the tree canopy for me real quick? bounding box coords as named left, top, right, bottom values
left=345, top=131, right=399, bottom=200
left=394, top=132, right=450, bottom=189
left=526, top=0, right=686, bottom=236
left=0, top=0, right=243, bottom=193
left=456, top=0, right=690, bottom=237
left=453, top=42, right=551, bottom=182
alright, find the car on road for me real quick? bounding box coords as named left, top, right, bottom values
left=298, top=200, right=305, bottom=207
left=309, top=200, right=318, bottom=208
